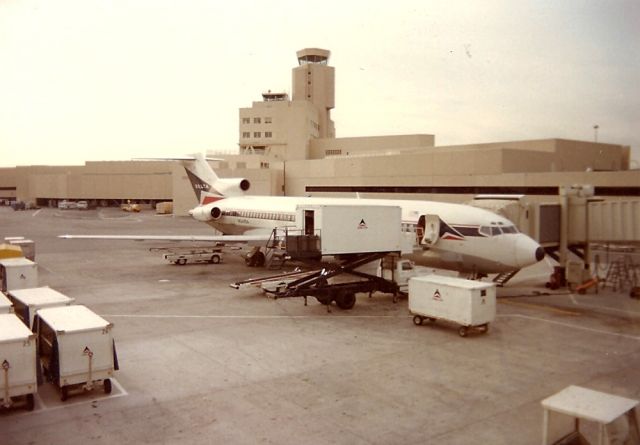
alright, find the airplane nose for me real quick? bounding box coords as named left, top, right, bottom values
left=515, top=236, right=544, bottom=268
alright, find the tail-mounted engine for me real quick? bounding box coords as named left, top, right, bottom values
left=190, top=205, right=223, bottom=222
left=214, top=178, right=250, bottom=196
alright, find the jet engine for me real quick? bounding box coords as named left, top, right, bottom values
left=214, top=178, right=250, bottom=196
left=190, top=205, right=223, bottom=222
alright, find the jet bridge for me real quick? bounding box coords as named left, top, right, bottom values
left=470, top=186, right=640, bottom=289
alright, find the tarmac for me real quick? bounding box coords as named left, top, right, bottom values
left=1, top=206, right=639, bottom=445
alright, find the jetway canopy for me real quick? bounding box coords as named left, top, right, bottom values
left=470, top=191, right=640, bottom=246
left=589, top=200, right=640, bottom=243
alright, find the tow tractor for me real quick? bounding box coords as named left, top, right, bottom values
left=150, top=246, right=225, bottom=265
left=231, top=204, right=414, bottom=311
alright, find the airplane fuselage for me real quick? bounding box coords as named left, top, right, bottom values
left=190, top=195, right=544, bottom=274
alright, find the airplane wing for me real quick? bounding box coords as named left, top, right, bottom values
left=58, top=234, right=272, bottom=242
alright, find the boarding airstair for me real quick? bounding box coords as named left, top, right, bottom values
left=492, top=270, right=520, bottom=287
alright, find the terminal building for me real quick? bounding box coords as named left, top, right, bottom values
left=1, top=48, right=638, bottom=217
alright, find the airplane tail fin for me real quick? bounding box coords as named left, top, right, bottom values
left=180, top=154, right=250, bottom=205
left=135, top=154, right=250, bottom=205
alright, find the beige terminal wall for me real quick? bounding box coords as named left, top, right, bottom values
left=14, top=161, right=173, bottom=203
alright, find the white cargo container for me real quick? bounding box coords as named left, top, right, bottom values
left=408, top=275, right=496, bottom=337
left=0, top=314, right=37, bottom=410
left=293, top=204, right=402, bottom=255
left=0, top=293, right=13, bottom=313
left=8, top=287, right=76, bottom=328
left=0, top=258, right=38, bottom=293
left=35, top=305, right=118, bottom=401
left=9, top=239, right=35, bottom=261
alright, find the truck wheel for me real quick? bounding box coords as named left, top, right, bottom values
left=177, top=258, right=187, bottom=266
left=458, top=326, right=468, bottom=337
left=413, top=315, right=423, bottom=326
left=103, top=378, right=112, bottom=394
left=210, top=255, right=221, bottom=264
left=26, top=393, right=35, bottom=411
left=254, top=252, right=265, bottom=267
left=335, top=292, right=356, bottom=310
left=61, top=386, right=69, bottom=401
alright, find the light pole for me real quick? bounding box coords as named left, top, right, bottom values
left=593, top=124, right=599, bottom=143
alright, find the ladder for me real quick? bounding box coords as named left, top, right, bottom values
left=492, top=270, right=520, bottom=287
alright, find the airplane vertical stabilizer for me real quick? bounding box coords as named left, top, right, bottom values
left=181, top=154, right=251, bottom=205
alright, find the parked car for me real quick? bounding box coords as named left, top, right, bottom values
left=58, top=200, right=77, bottom=210
left=76, top=201, right=88, bottom=210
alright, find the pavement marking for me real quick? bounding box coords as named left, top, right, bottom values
left=569, top=294, right=640, bottom=317
left=34, top=379, right=128, bottom=413
left=103, top=314, right=407, bottom=319
left=499, top=314, right=640, bottom=341
left=35, top=393, right=47, bottom=410
left=499, top=299, right=581, bottom=316
left=32, top=209, right=42, bottom=217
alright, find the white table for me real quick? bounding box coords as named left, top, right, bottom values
left=541, top=385, right=639, bottom=445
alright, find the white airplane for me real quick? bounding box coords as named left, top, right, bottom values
left=61, top=154, right=544, bottom=275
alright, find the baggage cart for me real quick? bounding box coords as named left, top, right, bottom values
left=0, top=314, right=37, bottom=411
left=34, top=305, right=118, bottom=401
left=408, top=275, right=496, bottom=337
left=8, top=286, right=76, bottom=329
left=0, top=258, right=38, bottom=294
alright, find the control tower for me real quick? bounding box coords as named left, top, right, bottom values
left=292, top=48, right=335, bottom=138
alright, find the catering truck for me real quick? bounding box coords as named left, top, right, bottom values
left=0, top=314, right=37, bottom=411
left=34, top=305, right=118, bottom=401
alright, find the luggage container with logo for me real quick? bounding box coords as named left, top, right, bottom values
left=34, top=305, right=118, bottom=401
left=0, top=314, right=37, bottom=411
left=8, top=287, right=76, bottom=329
left=408, top=275, right=496, bottom=337
left=0, top=258, right=38, bottom=294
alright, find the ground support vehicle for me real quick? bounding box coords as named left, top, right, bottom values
left=0, top=258, right=38, bottom=294
left=233, top=252, right=404, bottom=311
left=0, top=314, right=37, bottom=411
left=34, top=305, right=118, bottom=401
left=160, top=247, right=224, bottom=265
left=8, top=286, right=75, bottom=328
left=409, top=275, right=496, bottom=337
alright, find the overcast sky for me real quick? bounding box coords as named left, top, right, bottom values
left=1, top=0, right=638, bottom=167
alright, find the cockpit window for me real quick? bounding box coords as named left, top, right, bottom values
left=480, top=225, right=518, bottom=236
